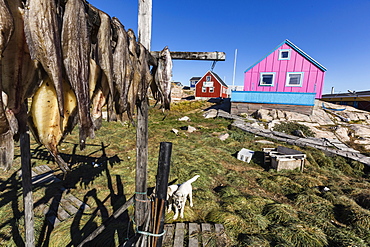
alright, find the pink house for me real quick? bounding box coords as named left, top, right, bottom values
left=244, top=39, right=326, bottom=98
left=231, top=40, right=327, bottom=115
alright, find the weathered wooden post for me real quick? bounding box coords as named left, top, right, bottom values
left=138, top=0, right=152, bottom=51
left=135, top=0, right=152, bottom=246
left=19, top=104, right=35, bottom=247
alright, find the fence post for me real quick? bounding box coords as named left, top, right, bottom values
left=19, top=103, right=35, bottom=247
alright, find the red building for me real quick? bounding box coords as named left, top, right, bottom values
left=195, top=71, right=229, bottom=100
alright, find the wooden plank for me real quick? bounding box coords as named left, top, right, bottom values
left=163, top=224, right=174, bottom=247
left=188, top=223, right=200, bottom=247
left=201, top=223, right=212, bottom=247
left=31, top=172, right=57, bottom=185
left=214, top=224, right=227, bottom=246
left=34, top=164, right=52, bottom=174
left=173, top=223, right=185, bottom=247
left=64, top=194, right=90, bottom=210
left=57, top=205, right=70, bottom=221
left=214, top=223, right=224, bottom=233
left=151, top=51, right=226, bottom=61
left=60, top=198, right=78, bottom=215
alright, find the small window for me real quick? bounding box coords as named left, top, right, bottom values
left=260, top=73, right=275, bottom=86
left=279, top=49, right=291, bottom=60
left=286, top=72, right=303, bottom=87
left=209, top=87, right=214, bottom=93
left=206, top=76, right=211, bottom=82
left=202, top=87, right=206, bottom=93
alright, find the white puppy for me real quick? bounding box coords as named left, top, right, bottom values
left=172, top=175, right=200, bottom=220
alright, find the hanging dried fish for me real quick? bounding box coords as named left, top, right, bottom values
left=3, top=0, right=40, bottom=113
left=95, top=7, right=116, bottom=121
left=0, top=0, right=14, bottom=170
left=0, top=0, right=173, bottom=173
left=137, top=43, right=153, bottom=102
left=154, top=46, right=172, bottom=110
left=111, top=17, right=131, bottom=116
left=0, top=0, right=13, bottom=56
left=89, top=58, right=105, bottom=128
left=29, top=76, right=77, bottom=174
left=126, top=29, right=141, bottom=120
left=23, top=0, right=64, bottom=117
left=62, top=0, right=95, bottom=149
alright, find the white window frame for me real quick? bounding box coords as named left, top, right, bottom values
left=202, top=87, right=206, bottom=93
left=259, top=72, right=275, bottom=86
left=206, top=76, right=211, bottom=82
left=286, top=72, right=304, bottom=87
left=279, top=49, right=291, bottom=60
left=209, top=87, right=214, bottom=93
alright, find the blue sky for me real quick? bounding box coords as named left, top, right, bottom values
left=88, top=0, right=370, bottom=94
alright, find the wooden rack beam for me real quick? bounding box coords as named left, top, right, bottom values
left=151, top=51, right=226, bottom=61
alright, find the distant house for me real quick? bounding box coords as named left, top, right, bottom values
left=173, top=81, right=183, bottom=87
left=321, top=90, right=370, bottom=111
left=195, top=71, right=229, bottom=100
left=231, top=39, right=327, bottom=115
left=189, top=77, right=201, bottom=89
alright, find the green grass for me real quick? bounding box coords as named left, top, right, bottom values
left=273, top=121, right=315, bottom=137
left=1, top=100, right=370, bottom=246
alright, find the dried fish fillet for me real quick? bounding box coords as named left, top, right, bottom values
left=23, top=0, right=64, bottom=117
left=111, top=17, right=131, bottom=115
left=0, top=0, right=14, bottom=170
left=154, top=46, right=172, bottom=110
left=29, top=77, right=77, bottom=173
left=62, top=0, right=95, bottom=149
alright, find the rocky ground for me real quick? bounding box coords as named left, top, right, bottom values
left=248, top=100, right=370, bottom=151
left=171, top=85, right=370, bottom=152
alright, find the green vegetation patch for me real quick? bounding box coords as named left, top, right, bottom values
left=273, top=121, right=315, bottom=137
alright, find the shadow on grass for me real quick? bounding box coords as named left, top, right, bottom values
left=204, top=98, right=231, bottom=112
left=0, top=141, right=134, bottom=246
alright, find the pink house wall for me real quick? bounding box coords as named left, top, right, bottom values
left=244, top=43, right=325, bottom=98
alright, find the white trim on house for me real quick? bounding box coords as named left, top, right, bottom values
left=286, top=72, right=304, bottom=87
left=259, top=72, right=276, bottom=86
left=278, top=49, right=291, bottom=60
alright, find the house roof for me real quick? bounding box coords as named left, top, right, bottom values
left=190, top=77, right=201, bottom=81
left=322, top=90, right=370, bottom=98
left=196, top=70, right=228, bottom=88
left=244, top=39, right=327, bottom=73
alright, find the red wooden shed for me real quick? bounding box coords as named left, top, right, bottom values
left=195, top=71, right=229, bottom=100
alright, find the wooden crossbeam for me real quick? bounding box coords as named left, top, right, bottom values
left=151, top=51, right=226, bottom=61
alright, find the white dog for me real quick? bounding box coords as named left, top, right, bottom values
left=172, top=175, right=200, bottom=220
